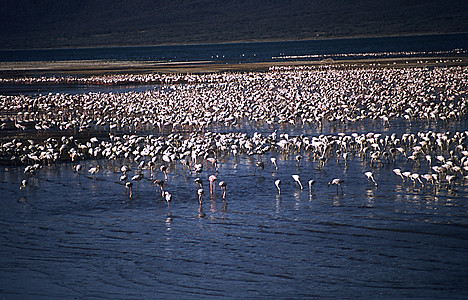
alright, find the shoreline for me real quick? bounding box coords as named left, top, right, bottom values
left=1, top=56, right=468, bottom=78
left=2, top=32, right=467, bottom=51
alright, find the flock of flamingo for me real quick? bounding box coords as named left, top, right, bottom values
left=2, top=63, right=468, bottom=214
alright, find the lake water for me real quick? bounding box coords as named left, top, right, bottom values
left=1, top=36, right=468, bottom=298
left=1, top=33, right=467, bottom=63
left=1, top=117, right=468, bottom=299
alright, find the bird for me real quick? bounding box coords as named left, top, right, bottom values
left=425, top=155, right=432, bottom=166
left=131, top=173, right=144, bottom=187
left=197, top=188, right=204, bottom=204
left=197, top=189, right=205, bottom=217
left=125, top=182, right=133, bottom=198
left=342, top=152, right=349, bottom=166
left=292, top=174, right=303, bottom=189
left=88, top=165, right=100, bottom=179
left=364, top=171, right=378, bottom=186
left=206, top=157, right=218, bottom=172
left=328, top=178, right=344, bottom=193
left=209, top=175, right=217, bottom=195
left=120, top=173, right=128, bottom=183
left=147, top=161, right=155, bottom=179
left=422, top=174, right=434, bottom=186
left=194, top=163, right=203, bottom=173
left=164, top=191, right=172, bottom=210
left=20, top=179, right=28, bottom=190
left=295, top=155, right=302, bottom=166
left=308, top=179, right=315, bottom=194
left=132, top=173, right=144, bottom=181
left=121, top=165, right=131, bottom=174
left=410, top=173, right=423, bottom=186
left=73, top=164, right=82, bottom=175
left=270, top=157, right=279, bottom=171
left=219, top=181, right=227, bottom=199
left=160, top=165, right=168, bottom=181
left=393, top=168, right=404, bottom=182
left=402, top=171, right=412, bottom=181
left=154, top=179, right=165, bottom=197
left=275, top=179, right=281, bottom=194
left=194, top=177, right=203, bottom=188
left=255, top=161, right=265, bottom=173
left=446, top=175, right=456, bottom=188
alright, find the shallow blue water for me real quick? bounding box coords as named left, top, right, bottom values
left=1, top=120, right=468, bottom=298
left=1, top=33, right=467, bottom=63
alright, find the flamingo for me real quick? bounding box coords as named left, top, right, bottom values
left=421, top=174, right=434, bottom=187
left=132, top=173, right=144, bottom=187
left=446, top=175, right=456, bottom=188
left=402, top=171, right=412, bottom=182
left=425, top=155, right=432, bottom=166
left=198, top=189, right=205, bottom=217
left=160, top=165, right=168, bottom=181
left=343, top=152, right=349, bottom=166
left=275, top=179, right=281, bottom=194
left=292, top=174, right=303, bottom=189
left=207, top=157, right=218, bottom=172
left=132, top=173, right=144, bottom=181
left=164, top=191, right=172, bottom=210
left=121, top=165, right=131, bottom=174
left=120, top=173, right=128, bottom=183
left=219, top=181, right=227, bottom=199
left=154, top=179, right=165, bottom=197
left=73, top=164, right=82, bottom=175
left=308, top=179, right=315, bottom=194
left=148, top=161, right=155, bottom=179
left=410, top=173, right=423, bottom=187
left=270, top=157, right=278, bottom=170
left=393, top=168, right=404, bottom=182
left=20, top=179, right=28, bottom=190
left=194, top=163, right=203, bottom=173
left=255, top=161, right=265, bottom=173
left=209, top=175, right=217, bottom=195
left=328, top=178, right=344, bottom=193
left=194, top=177, right=203, bottom=188
left=296, top=155, right=302, bottom=166
left=364, top=171, right=378, bottom=186
left=125, top=182, right=133, bottom=198
left=198, top=188, right=204, bottom=205
left=88, top=165, right=100, bottom=179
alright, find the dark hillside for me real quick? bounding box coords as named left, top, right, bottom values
left=1, top=0, right=467, bottom=49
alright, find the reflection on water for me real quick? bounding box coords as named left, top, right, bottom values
left=365, top=188, right=375, bottom=207
left=1, top=155, right=468, bottom=298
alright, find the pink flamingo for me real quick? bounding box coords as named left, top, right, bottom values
left=125, top=182, right=133, bottom=198
left=164, top=191, right=172, bottom=211
left=209, top=175, right=217, bottom=196
left=154, top=179, right=165, bottom=197
left=160, top=165, right=168, bottom=181
left=198, top=188, right=204, bottom=205
left=207, top=157, right=218, bottom=172
left=219, top=181, right=227, bottom=199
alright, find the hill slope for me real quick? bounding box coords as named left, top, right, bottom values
left=1, top=0, right=467, bottom=49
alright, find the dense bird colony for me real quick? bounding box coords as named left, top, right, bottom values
left=1, top=64, right=468, bottom=201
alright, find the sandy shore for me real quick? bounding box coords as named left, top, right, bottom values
left=1, top=56, right=467, bottom=78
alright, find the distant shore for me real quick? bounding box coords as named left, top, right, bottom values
left=1, top=56, right=468, bottom=78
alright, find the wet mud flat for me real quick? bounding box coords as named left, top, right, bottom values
left=1, top=56, right=467, bottom=78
